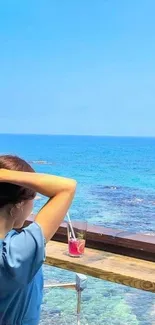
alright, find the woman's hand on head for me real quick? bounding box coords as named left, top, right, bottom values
left=0, top=169, right=77, bottom=242
left=0, top=169, right=10, bottom=182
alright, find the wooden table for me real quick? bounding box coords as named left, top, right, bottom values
left=46, top=241, right=155, bottom=293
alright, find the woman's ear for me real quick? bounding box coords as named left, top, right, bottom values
left=15, top=202, right=24, bottom=209
left=10, top=202, right=24, bottom=218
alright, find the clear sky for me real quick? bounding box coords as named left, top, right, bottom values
left=0, top=0, right=155, bottom=136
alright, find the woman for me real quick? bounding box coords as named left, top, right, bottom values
left=0, top=155, right=76, bottom=325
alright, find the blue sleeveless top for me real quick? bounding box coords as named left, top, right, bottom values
left=0, top=222, right=45, bottom=325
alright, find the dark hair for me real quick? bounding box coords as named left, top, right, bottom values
left=0, top=155, right=36, bottom=208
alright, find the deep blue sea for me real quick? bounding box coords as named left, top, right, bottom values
left=1, top=134, right=155, bottom=325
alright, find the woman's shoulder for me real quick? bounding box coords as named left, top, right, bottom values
left=1, top=222, right=46, bottom=285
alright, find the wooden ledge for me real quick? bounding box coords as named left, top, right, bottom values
left=24, top=217, right=155, bottom=262
left=45, top=241, right=155, bottom=293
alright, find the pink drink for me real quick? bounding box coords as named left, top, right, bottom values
left=68, top=238, right=85, bottom=257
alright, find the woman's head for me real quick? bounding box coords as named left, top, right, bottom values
left=0, top=155, right=36, bottom=228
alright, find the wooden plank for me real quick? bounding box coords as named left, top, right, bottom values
left=45, top=241, right=155, bottom=293
left=24, top=218, right=155, bottom=261
left=52, top=222, right=155, bottom=261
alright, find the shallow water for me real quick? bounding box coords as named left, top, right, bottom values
left=40, top=266, right=155, bottom=325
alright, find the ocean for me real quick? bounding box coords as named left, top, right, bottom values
left=0, top=134, right=155, bottom=324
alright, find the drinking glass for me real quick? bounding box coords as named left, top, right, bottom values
left=67, top=221, right=87, bottom=257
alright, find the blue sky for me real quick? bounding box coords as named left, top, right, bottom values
left=0, top=0, right=155, bottom=136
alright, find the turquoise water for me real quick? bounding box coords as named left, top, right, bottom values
left=1, top=134, right=155, bottom=324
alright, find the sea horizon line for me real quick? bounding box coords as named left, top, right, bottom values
left=0, top=133, right=155, bottom=139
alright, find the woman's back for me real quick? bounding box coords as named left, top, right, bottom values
left=0, top=223, right=45, bottom=325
